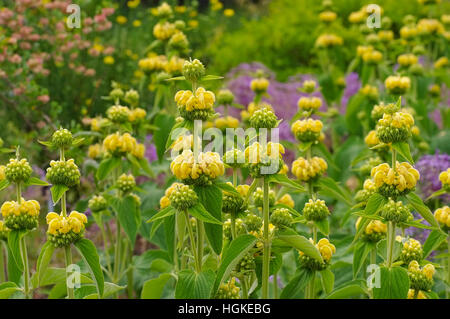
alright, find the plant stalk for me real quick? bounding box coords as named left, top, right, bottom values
left=262, top=176, right=271, bottom=299
left=64, top=245, right=74, bottom=299
left=19, top=236, right=30, bottom=299
left=184, top=211, right=200, bottom=273
left=386, top=221, right=396, bottom=268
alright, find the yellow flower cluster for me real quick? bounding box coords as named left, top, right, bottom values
left=407, top=289, right=427, bottom=299
left=0, top=165, right=5, bottom=181
left=165, top=56, right=185, bottom=74
left=360, top=84, right=379, bottom=100
left=371, top=162, right=420, bottom=192
left=236, top=184, right=250, bottom=197
left=378, top=30, right=394, bottom=42
left=434, top=206, right=450, bottom=228
left=170, top=150, right=224, bottom=182
left=244, top=142, right=285, bottom=164
left=417, top=18, right=444, bottom=35
left=153, top=22, right=176, bottom=40
left=159, top=182, right=183, bottom=209
left=439, top=168, right=450, bottom=189
left=400, top=26, right=418, bottom=39
left=377, top=112, right=414, bottom=130
left=88, top=144, right=103, bottom=159
left=385, top=75, right=411, bottom=94
left=241, top=102, right=273, bottom=122
left=315, top=34, right=343, bottom=48
left=299, top=238, right=336, bottom=262
left=129, top=108, right=147, bottom=122
left=319, top=11, right=337, bottom=23
left=214, top=116, right=239, bottom=129
left=138, top=55, right=167, bottom=73
left=175, top=87, right=215, bottom=112
left=362, top=50, right=383, bottom=64
left=292, top=119, right=323, bottom=135
left=297, top=96, right=322, bottom=112
left=398, top=54, right=418, bottom=67
left=46, top=211, right=87, bottom=235
left=434, top=57, right=449, bottom=69
left=348, top=10, right=366, bottom=24
left=103, top=132, right=145, bottom=158
left=364, top=219, right=387, bottom=235
left=276, top=194, right=295, bottom=208
left=291, top=157, right=327, bottom=182
left=364, top=130, right=381, bottom=147
left=1, top=199, right=40, bottom=218
left=356, top=45, right=374, bottom=57
left=250, top=78, right=269, bottom=93
left=409, top=260, right=435, bottom=280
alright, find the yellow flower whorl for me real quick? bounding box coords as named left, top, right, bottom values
left=439, top=168, right=450, bottom=190
left=47, top=211, right=88, bottom=247
left=103, top=132, right=139, bottom=157
left=385, top=75, right=411, bottom=94
left=291, top=156, right=327, bottom=182
left=370, top=162, right=419, bottom=196
left=1, top=199, right=40, bottom=230
left=434, top=206, right=450, bottom=229
left=291, top=119, right=323, bottom=142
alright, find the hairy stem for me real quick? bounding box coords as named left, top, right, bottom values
left=113, top=222, right=122, bottom=283
left=20, top=236, right=30, bottom=299
left=196, top=220, right=204, bottom=272
left=262, top=176, right=271, bottom=299
left=386, top=221, right=396, bottom=268
left=64, top=245, right=74, bottom=299
left=184, top=211, right=200, bottom=273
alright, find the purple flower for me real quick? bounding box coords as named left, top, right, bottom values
left=340, top=72, right=360, bottom=113
left=415, top=151, right=450, bottom=204
left=145, top=134, right=158, bottom=162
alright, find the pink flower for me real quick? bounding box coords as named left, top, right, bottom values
left=103, top=46, right=115, bottom=55
left=37, top=95, right=50, bottom=104
left=9, top=54, right=22, bottom=64
left=84, top=69, right=96, bottom=77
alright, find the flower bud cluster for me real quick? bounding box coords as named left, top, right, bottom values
left=1, top=199, right=40, bottom=230
left=270, top=208, right=293, bottom=228
left=116, top=174, right=136, bottom=194
left=215, top=278, right=240, bottom=299
left=291, top=119, right=323, bottom=143
left=175, top=87, right=215, bottom=121
left=400, top=238, right=423, bottom=264
left=5, top=158, right=32, bottom=183
left=376, top=112, right=414, bottom=143
left=434, top=206, right=450, bottom=230
left=88, top=195, right=108, bottom=212
left=46, top=159, right=80, bottom=187
left=51, top=128, right=73, bottom=149
left=292, top=157, right=327, bottom=182
left=380, top=198, right=412, bottom=223
left=299, top=238, right=336, bottom=271
left=408, top=261, right=435, bottom=292
left=46, top=211, right=88, bottom=247
left=371, top=162, right=419, bottom=197
left=302, top=199, right=330, bottom=221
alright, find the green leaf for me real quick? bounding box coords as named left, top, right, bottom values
left=194, top=185, right=223, bottom=255
left=212, top=234, right=257, bottom=296
left=215, top=181, right=240, bottom=196
left=426, top=189, right=446, bottom=201
left=0, top=282, right=21, bottom=299
left=153, top=113, right=175, bottom=161
left=272, top=203, right=301, bottom=217
left=277, top=229, right=323, bottom=262
left=50, top=184, right=69, bottom=205
left=7, top=230, right=27, bottom=272
left=38, top=140, right=54, bottom=148
left=0, top=179, right=11, bottom=191
left=141, top=273, right=173, bottom=299
left=96, top=157, right=121, bottom=181
left=165, top=75, right=186, bottom=81
left=82, top=282, right=125, bottom=299
left=74, top=239, right=105, bottom=298
left=188, top=203, right=222, bottom=225
left=175, top=269, right=215, bottom=299
left=376, top=239, right=403, bottom=262
left=326, top=283, right=367, bottom=299
left=373, top=266, right=409, bottom=299
left=201, top=75, right=224, bottom=81
left=146, top=206, right=176, bottom=224
left=136, top=157, right=154, bottom=178
left=353, top=194, right=387, bottom=243
left=315, top=218, right=329, bottom=236
left=71, top=137, right=85, bottom=147
left=110, top=195, right=140, bottom=246
left=423, top=230, right=448, bottom=259
left=352, top=241, right=374, bottom=279
left=298, top=142, right=313, bottom=152
left=406, top=193, right=439, bottom=229
left=391, top=142, right=414, bottom=164
left=267, top=174, right=305, bottom=192
left=26, top=177, right=49, bottom=186
left=317, top=177, right=352, bottom=206
left=320, top=268, right=334, bottom=294
left=280, top=268, right=313, bottom=299
left=35, top=241, right=55, bottom=288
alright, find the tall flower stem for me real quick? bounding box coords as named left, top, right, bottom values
left=392, top=149, right=397, bottom=171
left=196, top=220, right=204, bottom=272
left=232, top=169, right=238, bottom=186
left=262, top=176, right=271, bottom=299
left=126, top=244, right=134, bottom=298
left=386, top=221, right=396, bottom=268
left=184, top=211, right=200, bottom=273
left=447, top=233, right=450, bottom=299
left=64, top=246, right=74, bottom=299
left=113, top=222, right=122, bottom=282
left=0, top=243, right=4, bottom=283
left=230, top=214, right=237, bottom=240
left=19, top=236, right=30, bottom=299
left=306, top=272, right=316, bottom=299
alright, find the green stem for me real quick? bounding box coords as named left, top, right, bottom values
left=99, top=220, right=113, bottom=277
left=306, top=271, right=316, bottom=299
left=262, top=176, right=271, bottom=299
left=196, top=220, right=204, bottom=272
left=386, top=221, right=396, bottom=268
left=184, top=211, right=200, bottom=273
left=230, top=214, right=237, bottom=240
left=240, top=276, right=249, bottom=299
left=232, top=169, right=238, bottom=186
left=113, top=222, right=122, bottom=283
left=61, top=192, right=67, bottom=217
left=447, top=233, right=450, bottom=299
left=312, top=226, right=317, bottom=243
left=20, top=236, right=30, bottom=299
left=16, top=182, right=21, bottom=203
left=0, top=243, right=5, bottom=283
left=64, top=245, right=74, bottom=299
left=392, top=149, right=397, bottom=171
left=173, top=213, right=179, bottom=272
